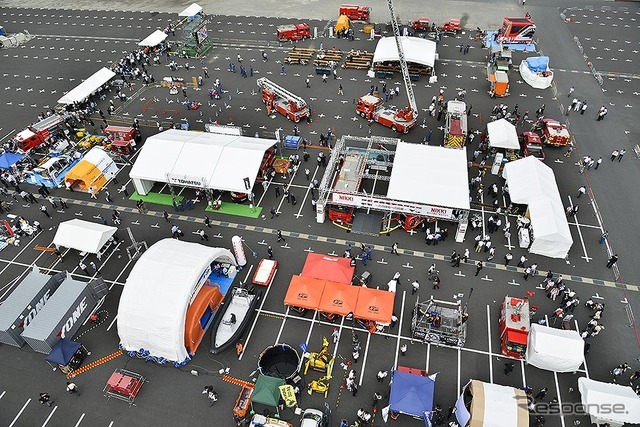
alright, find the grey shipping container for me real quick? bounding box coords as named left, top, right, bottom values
left=0, top=268, right=67, bottom=347
left=21, top=275, right=109, bottom=354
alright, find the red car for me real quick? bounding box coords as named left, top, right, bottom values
left=520, top=131, right=545, bottom=160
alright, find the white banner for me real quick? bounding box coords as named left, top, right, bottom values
left=167, top=174, right=206, bottom=188
left=330, top=192, right=454, bottom=219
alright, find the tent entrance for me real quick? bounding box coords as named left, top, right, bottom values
left=351, top=209, right=383, bottom=236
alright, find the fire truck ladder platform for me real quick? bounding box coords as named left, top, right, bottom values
left=223, top=375, right=255, bottom=389
left=256, top=77, right=307, bottom=108
left=67, top=349, right=123, bottom=379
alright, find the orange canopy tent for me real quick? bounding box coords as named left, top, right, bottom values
left=301, top=253, right=355, bottom=284
left=354, top=287, right=395, bottom=323
left=284, top=275, right=326, bottom=309
left=318, top=281, right=360, bottom=316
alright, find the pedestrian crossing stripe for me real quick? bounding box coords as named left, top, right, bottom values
left=223, top=375, right=255, bottom=389
left=66, top=350, right=123, bottom=379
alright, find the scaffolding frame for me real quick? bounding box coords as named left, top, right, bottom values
left=411, top=295, right=467, bottom=347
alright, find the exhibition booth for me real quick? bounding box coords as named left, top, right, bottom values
left=53, top=219, right=117, bottom=256
left=388, top=369, right=435, bottom=421
left=57, top=67, right=116, bottom=105
left=578, top=377, right=640, bottom=427
left=503, top=156, right=573, bottom=258
left=373, top=36, right=437, bottom=68
left=300, top=253, right=355, bottom=283
left=64, top=147, right=118, bottom=192
left=138, top=30, right=168, bottom=48
left=525, top=324, right=584, bottom=373
left=129, top=129, right=276, bottom=196
left=455, top=380, right=529, bottom=427
left=487, top=118, right=519, bottom=150
left=117, top=239, right=237, bottom=366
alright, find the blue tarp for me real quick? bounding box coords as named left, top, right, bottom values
left=389, top=370, right=436, bottom=418
left=0, top=152, right=25, bottom=169
left=483, top=31, right=537, bottom=52
left=45, top=338, right=80, bottom=365
left=526, top=56, right=549, bottom=72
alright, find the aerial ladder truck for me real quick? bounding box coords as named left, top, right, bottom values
left=355, top=0, right=419, bottom=133
left=256, top=77, right=310, bottom=123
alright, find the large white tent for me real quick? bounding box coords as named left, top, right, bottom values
left=129, top=129, right=275, bottom=195
left=487, top=118, right=519, bottom=150
left=373, top=36, right=437, bottom=68
left=117, top=239, right=236, bottom=364
left=578, top=378, right=640, bottom=427
left=455, top=380, right=529, bottom=427
left=525, top=324, right=584, bottom=372
left=503, top=156, right=573, bottom=258
left=57, top=67, right=115, bottom=105
left=138, top=30, right=168, bottom=47
left=179, top=3, right=203, bottom=17
left=387, top=143, right=470, bottom=211
left=53, top=219, right=117, bottom=254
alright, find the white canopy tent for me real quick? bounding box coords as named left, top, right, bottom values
left=178, top=3, right=203, bottom=17
left=387, top=143, right=470, bottom=210
left=138, top=30, right=168, bottom=47
left=57, top=67, right=116, bottom=105
left=117, top=239, right=236, bottom=364
left=372, top=36, right=437, bottom=68
left=487, top=118, right=519, bottom=150
left=525, top=324, right=584, bottom=372
left=129, top=129, right=275, bottom=195
left=455, top=380, right=529, bottom=427
left=53, top=219, right=117, bottom=254
left=503, top=156, right=573, bottom=258
left=578, top=378, right=640, bottom=427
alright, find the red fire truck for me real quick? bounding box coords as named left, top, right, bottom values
left=444, top=100, right=467, bottom=148
left=14, top=114, right=66, bottom=152
left=103, top=126, right=138, bottom=155
left=257, top=78, right=310, bottom=123
left=532, top=118, right=570, bottom=147
left=339, top=4, right=370, bottom=22
left=441, top=19, right=461, bottom=33
left=497, top=17, right=536, bottom=44
left=520, top=131, right=545, bottom=160
left=356, top=95, right=416, bottom=133
left=276, top=23, right=311, bottom=42
left=499, top=296, right=530, bottom=359
left=410, top=17, right=430, bottom=31
left=328, top=153, right=366, bottom=223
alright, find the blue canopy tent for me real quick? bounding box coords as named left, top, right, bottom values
left=389, top=369, right=435, bottom=423
left=0, top=152, right=25, bottom=170
left=45, top=338, right=80, bottom=366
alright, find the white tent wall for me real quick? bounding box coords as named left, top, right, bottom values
left=132, top=178, right=154, bottom=196
left=487, top=118, right=519, bottom=150
left=53, top=219, right=117, bottom=254
left=373, top=36, right=437, bottom=68
left=503, top=157, right=573, bottom=258
left=578, top=378, right=640, bottom=426
left=525, top=324, right=584, bottom=372
left=117, top=239, right=236, bottom=364
left=464, top=380, right=529, bottom=427
left=57, top=67, right=116, bottom=105
left=84, top=147, right=118, bottom=180
left=138, top=30, right=168, bottom=47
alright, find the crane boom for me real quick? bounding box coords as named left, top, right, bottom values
left=256, top=77, right=307, bottom=109
left=386, top=0, right=418, bottom=116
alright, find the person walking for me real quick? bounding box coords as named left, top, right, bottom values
left=400, top=343, right=407, bottom=356
left=204, top=216, right=211, bottom=228
left=580, top=101, right=588, bottom=115
left=517, top=255, right=527, bottom=268
left=475, top=261, right=483, bottom=276
left=89, top=186, right=98, bottom=199
left=89, top=261, right=100, bottom=274
left=267, top=246, right=274, bottom=259
left=606, top=254, right=619, bottom=268
left=39, top=392, right=54, bottom=406
left=276, top=229, right=285, bottom=242
left=391, top=242, right=399, bottom=255
left=338, top=84, right=343, bottom=95
left=376, top=370, right=388, bottom=382
left=577, top=186, right=586, bottom=198
left=611, top=150, right=619, bottom=161
left=535, top=387, right=548, bottom=400
left=163, top=210, right=170, bottom=222
left=270, top=207, right=278, bottom=219
left=305, top=168, right=310, bottom=181
left=504, top=362, right=515, bottom=375
left=504, top=252, right=513, bottom=265
left=567, top=86, right=574, bottom=98
left=305, top=78, right=310, bottom=88
left=198, top=229, right=209, bottom=241
left=595, top=157, right=602, bottom=169
left=599, top=231, right=608, bottom=244
left=411, top=280, right=420, bottom=295
left=66, top=382, right=78, bottom=395
left=40, top=205, right=51, bottom=218
left=78, top=261, right=90, bottom=275
left=618, top=149, right=626, bottom=162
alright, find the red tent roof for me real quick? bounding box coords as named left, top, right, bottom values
left=301, top=253, right=355, bottom=284
left=318, top=281, right=360, bottom=316
left=284, top=275, right=326, bottom=309
left=354, top=287, right=395, bottom=323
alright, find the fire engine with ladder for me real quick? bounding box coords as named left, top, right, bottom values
left=355, top=0, right=418, bottom=134
left=257, top=77, right=310, bottom=123
left=444, top=100, right=467, bottom=148
left=499, top=295, right=531, bottom=359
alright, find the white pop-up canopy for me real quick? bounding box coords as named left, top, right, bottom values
left=53, top=219, right=117, bottom=254
left=138, top=30, right=168, bottom=47
left=526, top=324, right=584, bottom=372
left=373, top=36, right=437, bottom=68
left=117, top=239, right=236, bottom=364
left=129, top=129, right=275, bottom=195
left=578, top=378, right=640, bottom=427
left=179, top=3, right=203, bottom=17
left=57, top=67, right=116, bottom=105
left=455, top=380, right=529, bottom=427
left=503, top=156, right=573, bottom=258
left=387, top=143, right=470, bottom=210
left=487, top=118, right=519, bottom=150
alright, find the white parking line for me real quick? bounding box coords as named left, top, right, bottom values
left=457, top=347, right=462, bottom=393
left=9, top=398, right=30, bottom=427
left=425, top=342, right=431, bottom=373
left=41, top=406, right=58, bottom=427
left=241, top=269, right=277, bottom=361
left=358, top=332, right=372, bottom=387
left=486, top=304, right=494, bottom=383
left=303, top=310, right=318, bottom=351
left=294, top=165, right=319, bottom=218
left=393, top=291, right=407, bottom=370
left=520, top=359, right=527, bottom=388
left=567, top=195, right=591, bottom=262
left=0, top=390, right=5, bottom=399
left=74, top=413, right=85, bottom=427
left=273, top=306, right=290, bottom=344
left=574, top=319, right=589, bottom=378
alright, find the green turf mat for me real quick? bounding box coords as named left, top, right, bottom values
left=129, top=191, right=184, bottom=206
left=205, top=202, right=262, bottom=219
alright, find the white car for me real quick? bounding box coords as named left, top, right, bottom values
left=300, top=408, right=327, bottom=427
